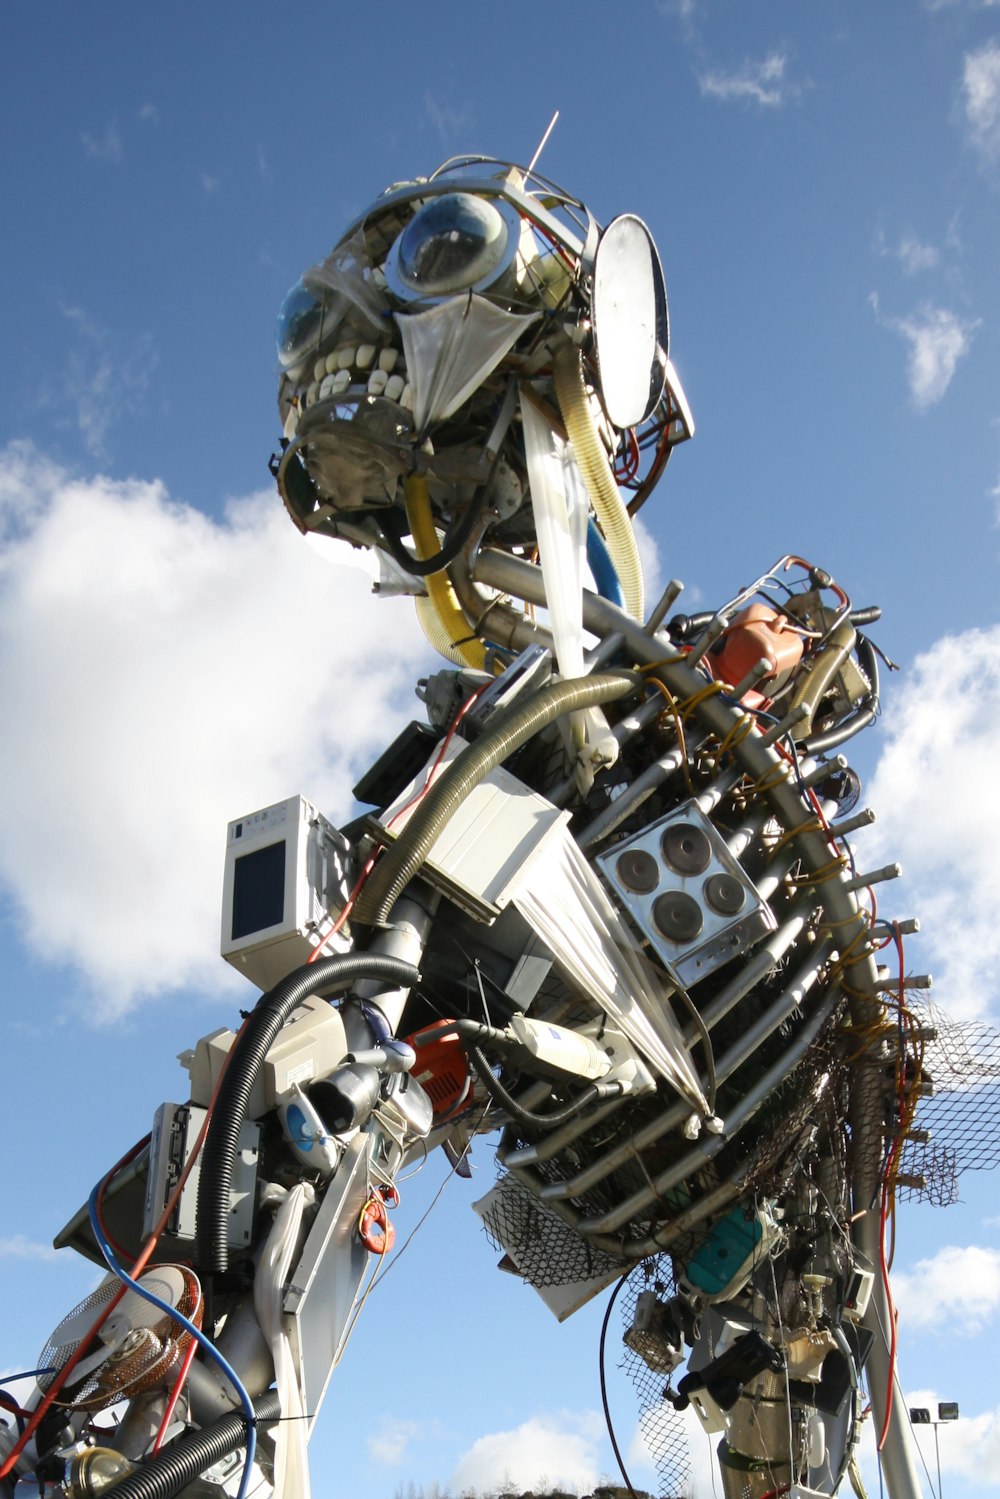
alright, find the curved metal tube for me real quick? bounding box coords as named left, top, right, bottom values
left=352, top=669, right=640, bottom=926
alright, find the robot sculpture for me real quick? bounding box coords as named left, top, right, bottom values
left=1, top=154, right=940, bottom=1499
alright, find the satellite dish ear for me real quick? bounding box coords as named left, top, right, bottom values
left=591, top=214, right=669, bottom=429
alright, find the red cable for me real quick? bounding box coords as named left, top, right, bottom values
left=95, top=1133, right=152, bottom=1263
left=151, top=1337, right=199, bottom=1452
left=0, top=1392, right=29, bottom=1422
left=308, top=684, right=488, bottom=962
left=0, top=1020, right=248, bottom=1481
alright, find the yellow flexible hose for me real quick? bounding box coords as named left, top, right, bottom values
left=553, top=344, right=644, bottom=621
left=403, top=476, right=486, bottom=670
left=414, top=595, right=468, bottom=666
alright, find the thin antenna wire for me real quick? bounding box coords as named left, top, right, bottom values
left=527, top=110, right=559, bottom=176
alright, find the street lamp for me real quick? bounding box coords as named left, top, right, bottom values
left=909, top=1402, right=960, bottom=1499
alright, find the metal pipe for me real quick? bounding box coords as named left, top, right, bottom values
left=538, top=941, right=832, bottom=1206
left=577, top=741, right=696, bottom=848
left=499, top=1094, right=626, bottom=1167
left=350, top=887, right=438, bottom=1031
left=614, top=985, right=846, bottom=1258
left=574, top=966, right=835, bottom=1231
left=644, top=578, right=684, bottom=633
left=696, top=914, right=816, bottom=1032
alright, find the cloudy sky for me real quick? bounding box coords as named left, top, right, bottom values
left=2, top=4, right=1000, bottom=1496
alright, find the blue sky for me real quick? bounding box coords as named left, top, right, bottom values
left=2, top=3, right=1000, bottom=1495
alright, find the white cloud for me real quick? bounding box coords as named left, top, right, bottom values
left=865, top=625, right=1000, bottom=1020
left=628, top=1404, right=719, bottom=1499
left=904, top=1387, right=1000, bottom=1480
left=449, top=1412, right=603, bottom=1494
left=424, top=93, right=474, bottom=143
left=201, top=171, right=220, bottom=195
left=656, top=0, right=698, bottom=21
left=880, top=304, right=978, bottom=409
left=0, top=442, right=431, bottom=1018
left=50, top=305, right=157, bottom=459
left=0, top=1235, right=61, bottom=1263
left=897, top=235, right=941, bottom=274
left=874, top=227, right=940, bottom=274
left=632, top=512, right=663, bottom=613
left=365, top=1417, right=420, bottom=1465
left=698, top=50, right=797, bottom=107
left=82, top=121, right=122, bottom=163
left=138, top=103, right=158, bottom=125
left=892, top=1244, right=1000, bottom=1334
left=963, top=40, right=1000, bottom=160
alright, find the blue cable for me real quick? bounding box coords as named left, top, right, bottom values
left=1, top=1369, right=58, bottom=1436
left=87, top=1186, right=258, bottom=1499
left=586, top=517, right=625, bottom=609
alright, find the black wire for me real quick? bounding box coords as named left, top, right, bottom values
left=598, top=1272, right=641, bottom=1499
left=378, top=487, right=490, bottom=577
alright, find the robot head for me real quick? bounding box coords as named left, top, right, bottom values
left=274, top=156, right=692, bottom=538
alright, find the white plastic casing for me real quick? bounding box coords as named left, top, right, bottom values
left=507, top=1014, right=612, bottom=1080
left=221, top=795, right=351, bottom=989
left=376, top=736, right=569, bottom=916
left=182, top=994, right=348, bottom=1120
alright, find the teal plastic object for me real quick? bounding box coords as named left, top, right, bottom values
left=683, top=1207, right=763, bottom=1297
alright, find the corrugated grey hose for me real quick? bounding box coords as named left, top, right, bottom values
left=196, top=952, right=421, bottom=1275
left=96, top=1392, right=280, bottom=1499
left=352, top=670, right=641, bottom=929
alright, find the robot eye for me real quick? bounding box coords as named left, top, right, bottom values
left=275, top=277, right=325, bottom=370
left=386, top=193, right=516, bottom=299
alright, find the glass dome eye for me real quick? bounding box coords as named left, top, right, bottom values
left=387, top=193, right=514, bottom=299
left=276, top=277, right=326, bottom=369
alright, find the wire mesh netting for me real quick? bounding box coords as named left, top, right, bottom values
left=617, top=1256, right=692, bottom=1499
left=895, top=1001, right=1000, bottom=1205
left=481, top=1170, right=628, bottom=1288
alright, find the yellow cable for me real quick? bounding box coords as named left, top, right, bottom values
left=403, top=476, right=486, bottom=670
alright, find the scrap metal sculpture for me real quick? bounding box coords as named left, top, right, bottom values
left=3, top=153, right=971, bottom=1499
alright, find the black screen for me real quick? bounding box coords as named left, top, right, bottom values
left=231, top=839, right=286, bottom=940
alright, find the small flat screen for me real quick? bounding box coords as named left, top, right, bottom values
left=231, top=840, right=286, bottom=940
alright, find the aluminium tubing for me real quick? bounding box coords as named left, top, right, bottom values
left=96, top=1391, right=280, bottom=1499
left=195, top=952, right=421, bottom=1276
left=500, top=1094, right=629, bottom=1167
left=576, top=737, right=703, bottom=849
left=574, top=966, right=836, bottom=1233
left=801, top=635, right=880, bottom=755
left=856, top=1211, right=925, bottom=1499
left=475, top=551, right=879, bottom=973
left=552, top=344, right=644, bottom=620
left=475, top=552, right=885, bottom=1212
left=538, top=939, right=832, bottom=1207
left=598, top=985, right=846, bottom=1257
left=352, top=670, right=640, bottom=928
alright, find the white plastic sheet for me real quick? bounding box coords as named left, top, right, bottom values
left=509, top=825, right=709, bottom=1114
left=394, top=294, right=538, bottom=433
left=254, top=1182, right=316, bottom=1499
left=520, top=389, right=618, bottom=773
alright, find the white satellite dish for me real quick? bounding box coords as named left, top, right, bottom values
left=592, top=214, right=669, bottom=429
